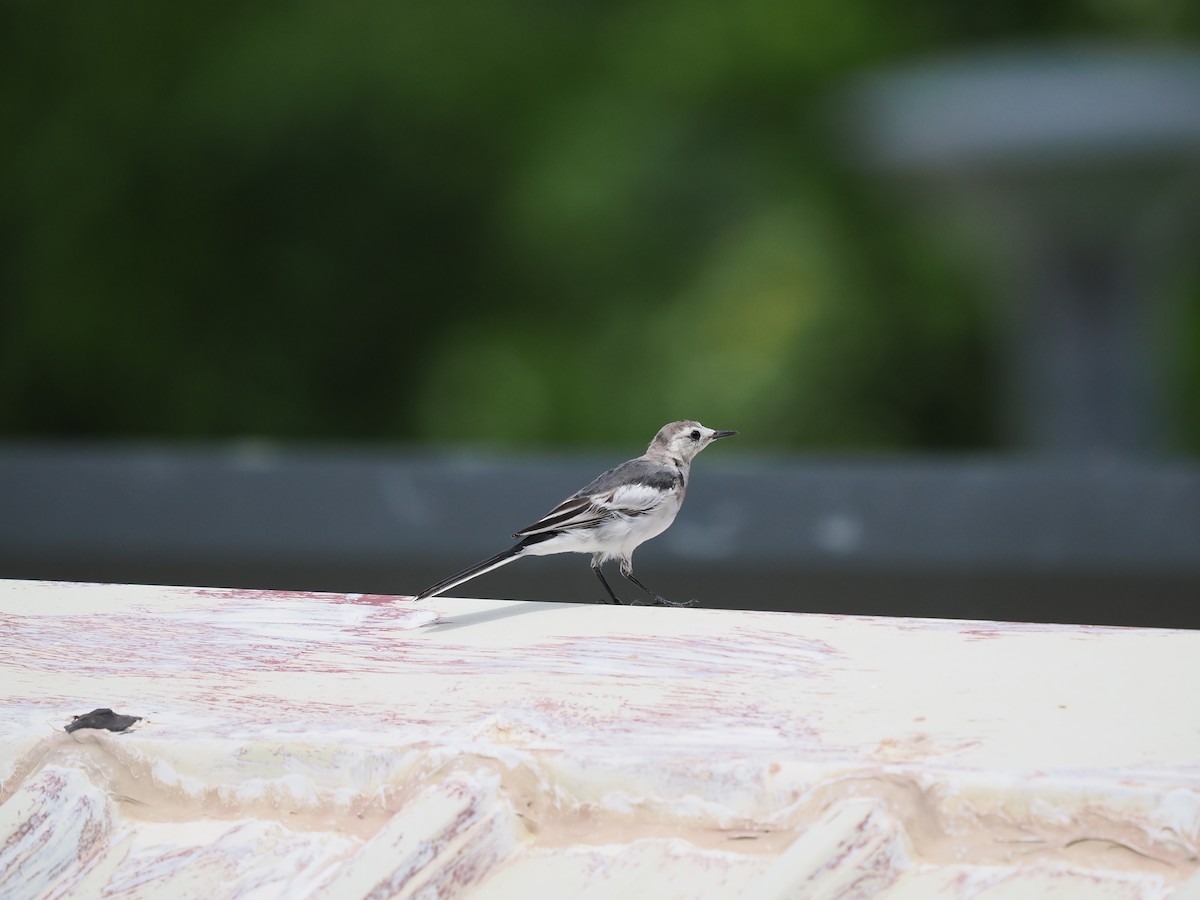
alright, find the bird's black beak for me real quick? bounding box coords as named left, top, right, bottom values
left=712, top=430, right=738, bottom=439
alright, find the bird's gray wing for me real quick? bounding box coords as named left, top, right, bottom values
left=513, top=458, right=681, bottom=538
left=513, top=495, right=605, bottom=537
left=570, top=458, right=681, bottom=498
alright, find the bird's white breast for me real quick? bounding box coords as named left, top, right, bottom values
left=524, top=488, right=683, bottom=563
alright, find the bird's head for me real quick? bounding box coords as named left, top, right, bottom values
left=649, top=420, right=737, bottom=462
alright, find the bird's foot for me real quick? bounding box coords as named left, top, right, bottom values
left=654, top=596, right=698, bottom=608
left=627, top=595, right=696, bottom=607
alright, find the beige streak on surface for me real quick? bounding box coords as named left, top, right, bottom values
left=1, top=579, right=1198, bottom=898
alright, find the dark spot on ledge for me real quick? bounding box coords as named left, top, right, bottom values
left=65, top=708, right=142, bottom=733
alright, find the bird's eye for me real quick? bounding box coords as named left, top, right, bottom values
left=690, top=430, right=700, bottom=440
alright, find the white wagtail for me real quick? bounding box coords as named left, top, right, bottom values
left=413, top=420, right=737, bottom=606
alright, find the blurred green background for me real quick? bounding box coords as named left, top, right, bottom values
left=3, top=0, right=1199, bottom=454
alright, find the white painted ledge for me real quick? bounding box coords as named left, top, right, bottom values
left=2, top=579, right=1199, bottom=898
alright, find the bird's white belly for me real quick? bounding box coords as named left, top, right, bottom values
left=525, top=495, right=683, bottom=562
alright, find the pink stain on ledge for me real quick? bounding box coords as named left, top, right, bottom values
left=1, top=579, right=1199, bottom=898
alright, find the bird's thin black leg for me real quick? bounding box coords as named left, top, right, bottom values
left=591, top=560, right=624, bottom=605
left=620, top=564, right=697, bottom=608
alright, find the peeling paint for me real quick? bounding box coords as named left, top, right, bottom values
left=1, top=580, right=1198, bottom=898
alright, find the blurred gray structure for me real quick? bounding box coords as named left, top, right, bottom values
left=2, top=443, right=1198, bottom=627
left=843, top=46, right=1200, bottom=454
left=6, top=48, right=1200, bottom=627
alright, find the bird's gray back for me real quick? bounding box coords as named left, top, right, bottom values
left=571, top=457, right=682, bottom=499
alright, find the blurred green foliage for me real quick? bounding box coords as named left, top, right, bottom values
left=2, top=0, right=1198, bottom=452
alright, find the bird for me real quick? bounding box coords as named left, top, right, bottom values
left=413, top=420, right=737, bottom=606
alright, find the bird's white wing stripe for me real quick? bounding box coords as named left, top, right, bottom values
left=597, top=483, right=665, bottom=514
left=517, top=483, right=667, bottom=536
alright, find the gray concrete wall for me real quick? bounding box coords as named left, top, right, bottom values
left=2, top=443, right=1197, bottom=627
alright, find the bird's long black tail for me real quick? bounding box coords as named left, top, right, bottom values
left=412, top=542, right=527, bottom=601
